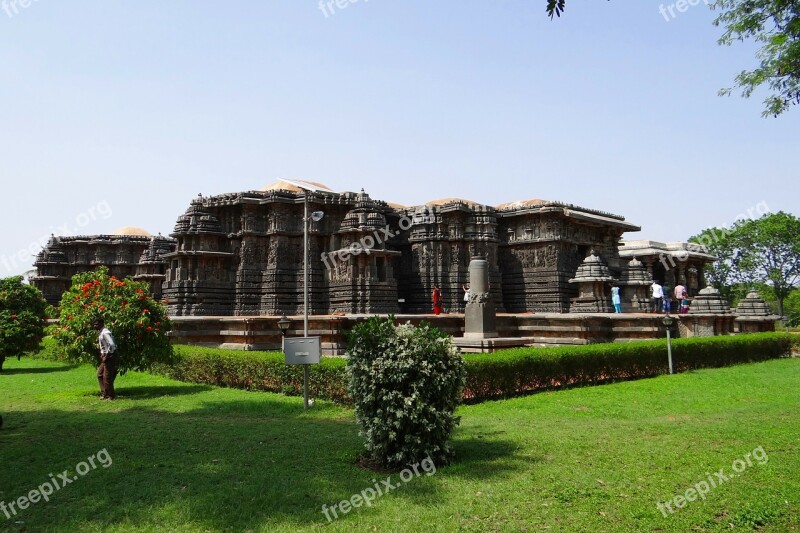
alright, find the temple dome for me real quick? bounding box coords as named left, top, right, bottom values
left=111, top=227, right=152, bottom=237
left=260, top=179, right=334, bottom=193
left=425, top=197, right=480, bottom=206
left=496, top=199, right=549, bottom=210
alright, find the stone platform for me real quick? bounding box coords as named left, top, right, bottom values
left=169, top=311, right=768, bottom=354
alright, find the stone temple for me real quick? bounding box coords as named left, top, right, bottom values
left=32, top=228, right=175, bottom=305
left=34, top=180, right=716, bottom=317
left=159, top=181, right=654, bottom=316
left=35, top=180, right=778, bottom=351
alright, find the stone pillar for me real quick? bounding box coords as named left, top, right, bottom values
left=464, top=256, right=498, bottom=339
left=677, top=265, right=686, bottom=285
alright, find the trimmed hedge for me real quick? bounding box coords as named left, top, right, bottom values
left=462, top=332, right=793, bottom=402
left=34, top=333, right=793, bottom=405
left=155, top=346, right=350, bottom=404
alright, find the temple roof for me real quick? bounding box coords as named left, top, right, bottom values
left=259, top=179, right=334, bottom=193
left=619, top=240, right=716, bottom=261
left=111, top=227, right=152, bottom=237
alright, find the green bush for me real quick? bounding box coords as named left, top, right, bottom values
left=346, top=317, right=466, bottom=469
left=51, top=267, right=174, bottom=373
left=0, top=277, right=48, bottom=371
left=462, top=333, right=793, bottom=402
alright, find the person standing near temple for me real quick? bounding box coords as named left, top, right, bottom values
left=462, top=284, right=471, bottom=304
left=432, top=286, right=443, bottom=315
left=650, top=281, right=664, bottom=314
left=674, top=282, right=686, bottom=312
left=94, top=319, right=118, bottom=400
left=611, top=285, right=622, bottom=313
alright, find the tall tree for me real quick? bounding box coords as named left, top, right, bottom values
left=691, top=212, right=800, bottom=315
left=0, top=277, right=48, bottom=371
left=689, top=225, right=738, bottom=302
left=732, top=211, right=800, bottom=316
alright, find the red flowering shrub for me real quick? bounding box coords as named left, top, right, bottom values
left=52, top=267, right=174, bottom=373
left=0, top=277, right=48, bottom=371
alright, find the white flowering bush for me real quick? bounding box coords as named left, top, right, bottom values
left=346, top=316, right=466, bottom=469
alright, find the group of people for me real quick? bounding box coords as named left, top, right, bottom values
left=649, top=281, right=690, bottom=314
left=432, top=282, right=691, bottom=315
left=612, top=282, right=690, bottom=314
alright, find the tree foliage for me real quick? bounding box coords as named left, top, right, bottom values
left=733, top=211, right=800, bottom=315
left=782, top=288, right=800, bottom=326
left=0, top=277, right=48, bottom=371
left=546, top=1, right=800, bottom=116
left=546, top=0, right=566, bottom=18
left=691, top=212, right=800, bottom=315
left=712, top=0, right=800, bottom=116
left=52, top=267, right=175, bottom=374
left=689, top=225, right=738, bottom=302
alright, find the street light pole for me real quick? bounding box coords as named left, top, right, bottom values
left=303, top=190, right=310, bottom=409
left=663, top=314, right=675, bottom=375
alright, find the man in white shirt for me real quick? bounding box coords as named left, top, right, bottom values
left=650, top=281, right=664, bottom=314
left=94, top=319, right=118, bottom=400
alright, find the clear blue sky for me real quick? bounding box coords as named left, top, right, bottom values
left=1, top=1, right=797, bottom=276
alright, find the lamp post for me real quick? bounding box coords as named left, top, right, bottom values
left=277, top=315, right=291, bottom=351
left=302, top=190, right=324, bottom=410
left=662, top=313, right=675, bottom=374
left=277, top=179, right=330, bottom=411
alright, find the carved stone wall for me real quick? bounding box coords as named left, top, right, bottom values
left=397, top=202, right=502, bottom=314
left=32, top=234, right=175, bottom=305
left=496, top=206, right=632, bottom=313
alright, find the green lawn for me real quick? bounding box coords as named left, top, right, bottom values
left=1, top=355, right=798, bottom=532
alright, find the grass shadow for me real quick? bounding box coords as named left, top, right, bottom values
left=112, top=384, right=214, bottom=399
left=1, top=364, right=81, bottom=375
left=0, top=396, right=367, bottom=531
left=447, top=427, right=530, bottom=480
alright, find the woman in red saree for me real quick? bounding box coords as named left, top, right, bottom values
left=432, top=286, right=443, bottom=315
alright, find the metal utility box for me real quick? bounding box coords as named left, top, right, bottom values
left=284, top=337, right=322, bottom=365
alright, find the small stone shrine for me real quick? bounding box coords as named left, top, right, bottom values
left=568, top=250, right=614, bottom=313
left=734, top=291, right=779, bottom=333
left=688, top=287, right=733, bottom=314
left=618, top=257, right=652, bottom=313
